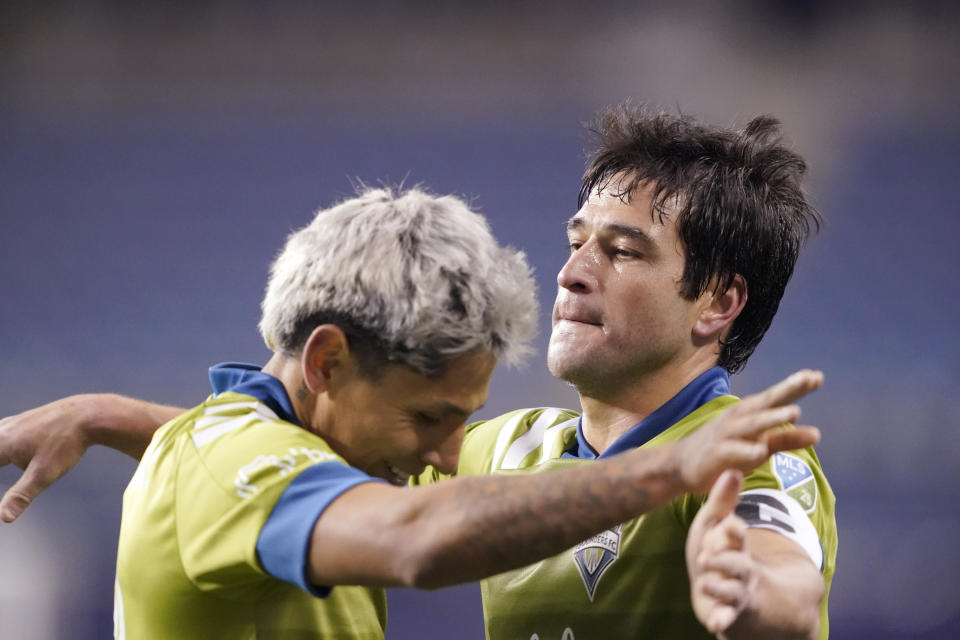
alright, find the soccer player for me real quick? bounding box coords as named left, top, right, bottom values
left=0, top=106, right=835, bottom=639
left=432, top=109, right=836, bottom=640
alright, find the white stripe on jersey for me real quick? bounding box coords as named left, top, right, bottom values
left=491, top=411, right=532, bottom=473
left=532, top=418, right=579, bottom=467
left=738, top=488, right=824, bottom=570
left=191, top=415, right=259, bottom=448
left=200, top=401, right=279, bottom=420
left=499, top=409, right=574, bottom=471
left=113, top=577, right=125, bottom=640
left=191, top=401, right=280, bottom=448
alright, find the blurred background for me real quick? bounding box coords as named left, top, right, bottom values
left=1, top=1, right=958, bottom=638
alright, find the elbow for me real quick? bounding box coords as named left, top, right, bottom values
left=797, top=570, right=826, bottom=639
left=393, top=530, right=461, bottom=590
left=729, top=571, right=825, bottom=640
left=802, top=579, right=825, bottom=640
left=786, top=575, right=827, bottom=640
left=395, top=551, right=449, bottom=591
left=402, top=567, right=448, bottom=591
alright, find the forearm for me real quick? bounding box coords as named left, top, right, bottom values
left=414, top=448, right=681, bottom=585
left=723, top=540, right=824, bottom=640
left=0, top=393, right=185, bottom=522
left=80, top=394, right=184, bottom=460
left=316, top=443, right=686, bottom=589
left=313, top=371, right=824, bottom=589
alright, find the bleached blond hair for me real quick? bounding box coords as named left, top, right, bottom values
left=259, top=187, right=538, bottom=376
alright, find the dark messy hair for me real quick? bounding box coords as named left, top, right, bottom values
left=580, top=105, right=821, bottom=373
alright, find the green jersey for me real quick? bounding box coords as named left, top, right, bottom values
left=114, top=363, right=387, bottom=640
left=453, top=367, right=838, bottom=640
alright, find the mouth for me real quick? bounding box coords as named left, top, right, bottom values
left=555, top=317, right=601, bottom=326
left=554, top=312, right=603, bottom=328
left=553, top=300, right=602, bottom=327
left=385, top=462, right=411, bottom=487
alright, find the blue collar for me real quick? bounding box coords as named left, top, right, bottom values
left=565, top=366, right=731, bottom=459
left=208, top=362, right=301, bottom=427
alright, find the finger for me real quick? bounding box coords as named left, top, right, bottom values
left=688, top=472, right=743, bottom=560
left=729, top=405, right=801, bottom=440
left=765, top=426, right=820, bottom=453
left=0, top=463, right=48, bottom=523
left=699, top=549, right=753, bottom=580
left=695, top=469, right=743, bottom=530
left=0, top=421, right=12, bottom=467
left=714, top=440, right=769, bottom=472
left=700, top=515, right=747, bottom=556
left=700, top=518, right=747, bottom=558
left=738, top=370, right=823, bottom=412
left=706, top=603, right=739, bottom=634
left=699, top=573, right=747, bottom=606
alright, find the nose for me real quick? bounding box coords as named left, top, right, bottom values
left=420, top=425, right=465, bottom=476
left=556, top=242, right=599, bottom=293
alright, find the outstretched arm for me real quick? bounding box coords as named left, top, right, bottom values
left=686, top=470, right=824, bottom=640
left=307, top=370, right=823, bottom=589
left=0, top=394, right=182, bottom=522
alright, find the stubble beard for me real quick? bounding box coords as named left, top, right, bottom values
left=548, top=340, right=623, bottom=399
left=547, top=333, right=677, bottom=402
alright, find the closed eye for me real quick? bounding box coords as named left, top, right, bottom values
left=415, top=412, right=442, bottom=425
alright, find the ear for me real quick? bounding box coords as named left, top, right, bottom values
left=301, top=325, right=353, bottom=394
left=692, top=274, right=747, bottom=342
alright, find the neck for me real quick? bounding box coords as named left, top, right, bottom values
left=577, top=352, right=716, bottom=455
left=261, top=353, right=320, bottom=435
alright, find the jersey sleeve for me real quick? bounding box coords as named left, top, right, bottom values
left=672, top=444, right=837, bottom=574
left=739, top=448, right=837, bottom=573
left=256, top=460, right=384, bottom=596
left=175, top=415, right=380, bottom=599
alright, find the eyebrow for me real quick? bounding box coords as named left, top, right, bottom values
left=566, top=216, right=657, bottom=250
left=421, top=401, right=485, bottom=418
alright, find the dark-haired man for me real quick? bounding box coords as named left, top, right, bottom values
left=0, top=106, right=835, bottom=639
left=436, top=109, right=835, bottom=640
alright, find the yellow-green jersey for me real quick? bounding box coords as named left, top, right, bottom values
left=455, top=367, right=837, bottom=640
left=114, top=363, right=387, bottom=640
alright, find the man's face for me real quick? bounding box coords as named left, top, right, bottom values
left=324, top=350, right=496, bottom=485
left=547, top=182, right=702, bottom=393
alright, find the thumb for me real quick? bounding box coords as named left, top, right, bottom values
left=700, top=469, right=743, bottom=525
left=0, top=465, right=45, bottom=523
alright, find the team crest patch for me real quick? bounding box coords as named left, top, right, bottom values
left=772, top=453, right=817, bottom=513
left=572, top=525, right=621, bottom=602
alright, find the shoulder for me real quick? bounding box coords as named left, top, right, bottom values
left=179, top=392, right=352, bottom=500
left=743, top=448, right=836, bottom=541
left=459, top=407, right=580, bottom=475
left=744, top=450, right=830, bottom=507
left=646, top=395, right=740, bottom=446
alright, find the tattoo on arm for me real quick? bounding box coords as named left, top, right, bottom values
left=422, top=451, right=675, bottom=578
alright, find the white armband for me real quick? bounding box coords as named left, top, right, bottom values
left=736, top=489, right=824, bottom=571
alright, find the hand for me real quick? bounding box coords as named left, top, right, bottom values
left=0, top=396, right=94, bottom=522
left=674, top=369, right=823, bottom=494
left=686, top=469, right=755, bottom=635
